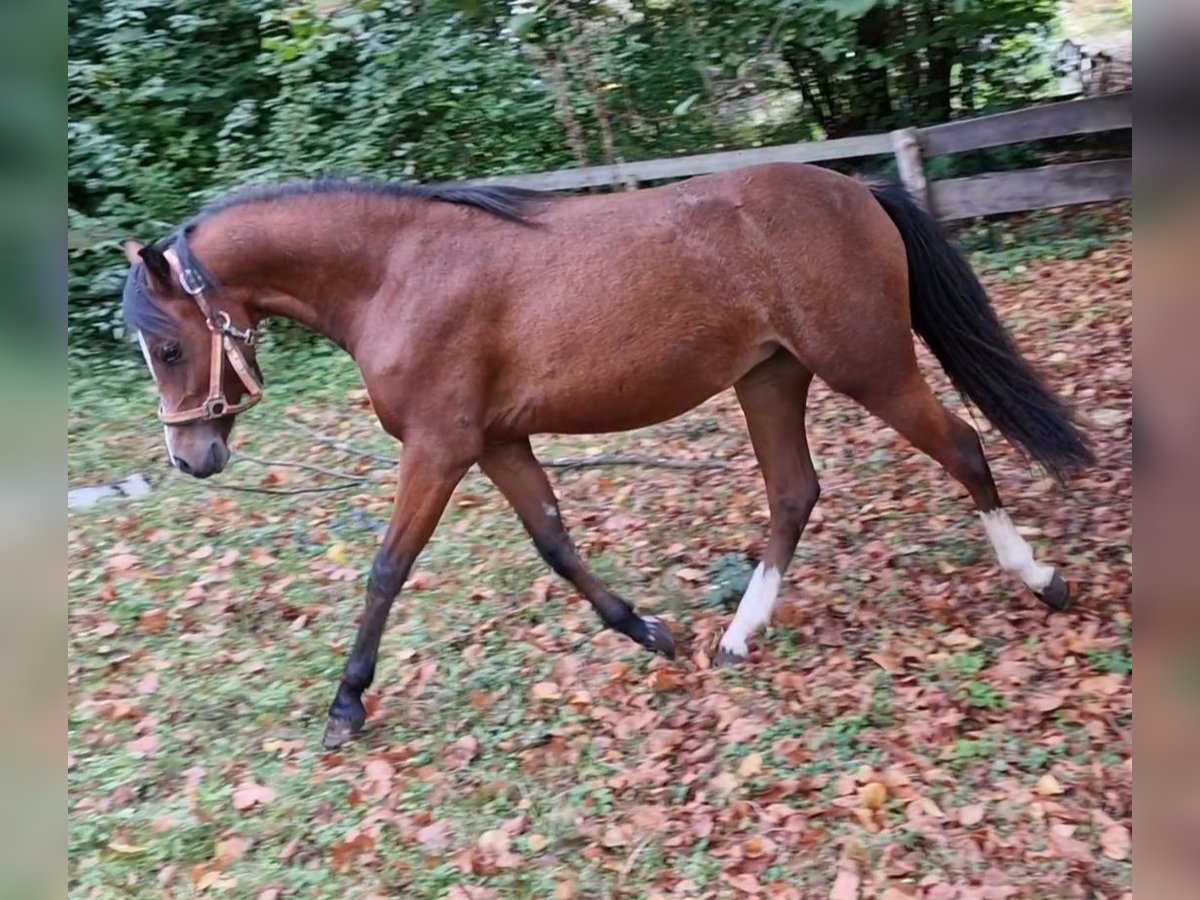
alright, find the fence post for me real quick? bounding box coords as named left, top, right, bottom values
left=890, top=128, right=930, bottom=213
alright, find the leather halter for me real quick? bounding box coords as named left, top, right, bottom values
left=157, top=253, right=264, bottom=425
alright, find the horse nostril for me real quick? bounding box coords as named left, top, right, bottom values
left=174, top=456, right=193, bottom=475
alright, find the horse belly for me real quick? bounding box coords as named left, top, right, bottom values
left=495, top=333, right=771, bottom=436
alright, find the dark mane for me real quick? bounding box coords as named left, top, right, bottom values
left=188, top=177, right=547, bottom=227
left=122, top=260, right=176, bottom=339
left=124, top=177, right=546, bottom=339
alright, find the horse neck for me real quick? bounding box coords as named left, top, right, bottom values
left=190, top=197, right=410, bottom=355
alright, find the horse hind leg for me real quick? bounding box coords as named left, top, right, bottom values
left=716, top=353, right=819, bottom=665
left=847, top=368, right=1070, bottom=609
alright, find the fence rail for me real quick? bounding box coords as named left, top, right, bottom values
left=465, top=91, right=1133, bottom=221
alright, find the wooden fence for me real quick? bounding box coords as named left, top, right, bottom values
left=466, top=91, right=1132, bottom=222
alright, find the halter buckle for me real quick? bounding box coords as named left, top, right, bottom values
left=178, top=266, right=207, bottom=297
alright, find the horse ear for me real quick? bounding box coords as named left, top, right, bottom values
left=138, top=244, right=174, bottom=286
left=123, top=240, right=145, bottom=265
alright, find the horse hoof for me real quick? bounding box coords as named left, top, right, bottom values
left=1035, top=571, right=1071, bottom=611
left=322, top=714, right=364, bottom=750
left=714, top=646, right=747, bottom=667
left=640, top=616, right=677, bottom=659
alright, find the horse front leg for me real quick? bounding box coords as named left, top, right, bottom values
left=323, top=442, right=473, bottom=750
left=479, top=440, right=676, bottom=657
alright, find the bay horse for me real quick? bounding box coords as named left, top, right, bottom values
left=121, top=163, right=1092, bottom=749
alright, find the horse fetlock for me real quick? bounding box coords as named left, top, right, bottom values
left=619, top=613, right=676, bottom=658
left=323, top=688, right=367, bottom=750
left=714, top=643, right=749, bottom=667
left=1034, top=570, right=1071, bottom=611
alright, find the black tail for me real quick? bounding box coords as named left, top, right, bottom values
left=869, top=182, right=1094, bottom=481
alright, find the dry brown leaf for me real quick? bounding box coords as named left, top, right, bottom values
left=829, top=864, right=860, bottom=900
left=364, top=758, right=394, bottom=784
left=738, top=752, right=764, bottom=779
left=139, top=609, right=167, bottom=635
left=601, top=826, right=628, bottom=848
left=711, top=771, right=740, bottom=795
left=232, top=781, right=275, bottom=811
left=1036, top=774, right=1065, bottom=797
left=1100, top=823, right=1130, bottom=860
left=477, top=829, right=510, bottom=855
left=127, top=734, right=157, bottom=757
left=867, top=652, right=903, bottom=674
left=648, top=669, right=683, bottom=693
left=526, top=833, right=549, bottom=853
left=958, top=803, right=986, bottom=827
left=1029, top=693, right=1066, bottom=712
left=1080, top=674, right=1124, bottom=696
left=417, top=821, right=453, bottom=854
left=214, top=835, right=251, bottom=865
left=108, top=552, right=140, bottom=572
left=531, top=681, right=561, bottom=701
left=858, top=781, right=887, bottom=810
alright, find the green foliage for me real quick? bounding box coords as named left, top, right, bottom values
left=704, top=552, right=756, bottom=609
left=69, top=0, right=1065, bottom=356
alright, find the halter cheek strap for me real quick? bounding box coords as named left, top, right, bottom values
left=156, top=250, right=264, bottom=425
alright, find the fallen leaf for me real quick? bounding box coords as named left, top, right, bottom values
left=858, top=781, right=887, bottom=810
left=648, top=668, right=683, bottom=693
left=711, top=771, right=740, bottom=795
left=601, top=826, right=628, bottom=847
left=136, top=672, right=160, bottom=695
left=127, top=734, right=157, bottom=757
left=108, top=553, right=140, bottom=572
left=478, top=830, right=510, bottom=855
left=1036, top=774, right=1065, bottom=797
left=232, top=782, right=275, bottom=811
left=958, top=803, right=986, bottom=826
left=830, top=864, right=860, bottom=900
left=675, top=567, right=706, bottom=583
left=531, top=681, right=561, bottom=701
left=214, top=835, right=251, bottom=864
left=527, top=833, right=549, bottom=853
left=867, top=652, right=903, bottom=674
left=139, top=609, right=167, bottom=634
left=1080, top=674, right=1124, bottom=696
left=1029, top=693, right=1066, bottom=712
left=738, top=752, right=764, bottom=779
left=742, top=835, right=774, bottom=858
left=1100, top=823, right=1130, bottom=860
left=417, top=821, right=453, bottom=854
left=364, top=758, right=394, bottom=784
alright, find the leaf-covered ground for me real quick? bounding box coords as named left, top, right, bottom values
left=68, top=218, right=1132, bottom=899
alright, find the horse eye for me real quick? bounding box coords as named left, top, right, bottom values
left=159, top=344, right=183, bottom=365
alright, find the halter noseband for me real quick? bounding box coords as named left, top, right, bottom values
left=157, top=252, right=264, bottom=425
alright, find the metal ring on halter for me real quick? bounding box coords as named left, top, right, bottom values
left=215, top=310, right=258, bottom=345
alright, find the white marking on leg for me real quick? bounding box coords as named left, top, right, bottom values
left=543, top=503, right=559, bottom=519
left=980, top=509, right=1054, bottom=592
left=718, top=564, right=782, bottom=657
